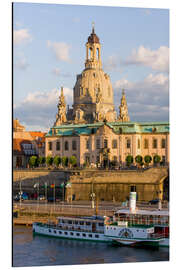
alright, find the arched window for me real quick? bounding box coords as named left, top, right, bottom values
left=89, top=47, right=93, bottom=60
left=161, top=138, right=166, bottom=148
left=112, top=139, right=117, bottom=149
left=48, top=142, right=52, bottom=151
left=113, top=156, right=117, bottom=162
left=137, top=139, right=141, bottom=149
left=96, top=139, right=100, bottom=149
left=104, top=139, right=108, bottom=148
left=108, top=87, right=111, bottom=97
left=56, top=141, right=60, bottom=151
left=126, top=139, right=131, bottom=149
left=153, top=138, right=158, bottom=149
left=64, top=141, right=69, bottom=151
left=86, top=139, right=90, bottom=150
left=96, top=48, right=99, bottom=60
left=144, top=139, right=149, bottom=149
left=72, top=140, right=77, bottom=151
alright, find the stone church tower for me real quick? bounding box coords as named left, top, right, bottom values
left=73, top=25, right=116, bottom=123
left=118, top=89, right=130, bottom=122
left=54, top=87, right=67, bottom=126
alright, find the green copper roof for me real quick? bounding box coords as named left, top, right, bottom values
left=45, top=121, right=169, bottom=137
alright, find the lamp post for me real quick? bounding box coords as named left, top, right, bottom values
left=90, top=181, right=96, bottom=209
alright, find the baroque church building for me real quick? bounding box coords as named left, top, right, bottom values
left=45, top=26, right=169, bottom=167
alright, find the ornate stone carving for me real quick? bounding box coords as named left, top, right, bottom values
left=118, top=89, right=130, bottom=122
left=54, top=87, right=67, bottom=126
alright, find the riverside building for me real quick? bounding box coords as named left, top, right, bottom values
left=45, top=26, right=169, bottom=167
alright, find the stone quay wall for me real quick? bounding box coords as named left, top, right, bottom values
left=13, top=168, right=168, bottom=202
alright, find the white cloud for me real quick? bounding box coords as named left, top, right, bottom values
left=114, top=73, right=169, bottom=121
left=15, top=56, right=29, bottom=70
left=14, top=87, right=73, bottom=131
left=124, top=46, right=169, bottom=72
left=47, top=41, right=71, bottom=62
left=52, top=68, right=61, bottom=76
left=13, top=29, right=32, bottom=45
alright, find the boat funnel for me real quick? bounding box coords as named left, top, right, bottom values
left=129, top=186, right=136, bottom=212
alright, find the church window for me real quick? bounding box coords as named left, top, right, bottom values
left=144, top=139, right=149, bottom=149
left=137, top=139, right=141, bottom=149
left=56, top=141, right=60, bottom=151
left=112, top=139, right=117, bottom=149
left=64, top=141, right=69, bottom=151
left=48, top=142, right=52, bottom=151
left=161, top=138, right=166, bottom=148
left=104, top=139, right=108, bottom=148
left=96, top=139, right=100, bottom=149
left=153, top=139, right=158, bottom=149
left=126, top=139, right=131, bottom=149
left=72, top=140, right=77, bottom=151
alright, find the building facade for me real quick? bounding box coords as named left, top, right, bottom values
left=45, top=27, right=169, bottom=167
left=13, top=119, right=46, bottom=168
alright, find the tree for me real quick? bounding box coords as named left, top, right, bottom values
left=153, top=155, right=161, bottom=166
left=29, top=156, right=38, bottom=168
left=46, top=156, right=53, bottom=167
left=125, top=155, right=133, bottom=167
left=62, top=156, right=69, bottom=167
left=53, top=156, right=61, bottom=168
left=38, top=156, right=45, bottom=167
left=135, top=155, right=143, bottom=167
left=144, top=155, right=152, bottom=166
left=69, top=156, right=77, bottom=167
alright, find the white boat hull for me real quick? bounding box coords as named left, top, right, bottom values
left=33, top=223, right=109, bottom=242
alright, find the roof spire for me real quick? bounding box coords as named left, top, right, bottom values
left=92, top=21, right=95, bottom=33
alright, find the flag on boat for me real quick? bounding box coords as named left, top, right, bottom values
left=50, top=184, right=55, bottom=188
left=34, top=183, right=39, bottom=188
left=44, top=182, right=48, bottom=188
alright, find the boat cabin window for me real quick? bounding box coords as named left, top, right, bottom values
left=89, top=234, right=92, bottom=237
left=80, top=221, right=84, bottom=225
left=95, top=235, right=99, bottom=238
left=64, top=232, right=68, bottom=235
left=76, top=233, right=80, bottom=236
left=70, top=232, right=74, bottom=236
left=68, top=220, right=72, bottom=224
left=59, top=231, right=62, bottom=234
left=82, top=233, right=86, bottom=237
left=54, top=230, right=56, bottom=234
left=49, top=229, right=51, bottom=233
left=86, top=222, right=91, bottom=226
left=75, top=221, right=78, bottom=225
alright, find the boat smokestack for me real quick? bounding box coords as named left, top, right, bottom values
left=129, top=186, right=136, bottom=212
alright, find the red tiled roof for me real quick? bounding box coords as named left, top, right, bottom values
left=13, top=138, right=33, bottom=155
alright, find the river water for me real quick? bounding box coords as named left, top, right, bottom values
left=13, top=225, right=169, bottom=267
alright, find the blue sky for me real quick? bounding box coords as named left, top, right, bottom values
left=13, top=3, right=169, bottom=131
